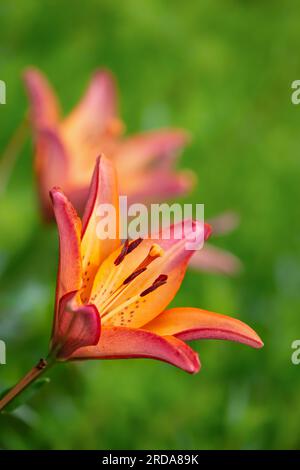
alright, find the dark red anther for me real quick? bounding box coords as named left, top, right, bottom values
left=127, top=237, right=143, bottom=254
left=140, top=274, right=168, bottom=297
left=114, top=239, right=129, bottom=266
left=153, top=274, right=168, bottom=284
left=123, top=267, right=147, bottom=285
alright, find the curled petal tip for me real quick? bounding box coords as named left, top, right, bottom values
left=49, top=186, right=66, bottom=203
left=92, top=67, right=116, bottom=81
left=23, top=67, right=60, bottom=127
left=251, top=332, right=264, bottom=349
left=50, top=185, right=63, bottom=194
left=95, top=153, right=112, bottom=169
left=189, top=352, right=201, bottom=374
left=96, top=152, right=106, bottom=162
left=22, top=67, right=34, bottom=81
left=22, top=66, right=41, bottom=82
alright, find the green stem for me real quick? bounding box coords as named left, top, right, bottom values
left=0, top=358, right=51, bottom=412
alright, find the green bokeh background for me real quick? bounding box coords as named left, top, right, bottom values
left=1, top=0, right=300, bottom=450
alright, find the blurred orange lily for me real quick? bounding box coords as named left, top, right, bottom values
left=49, top=155, right=262, bottom=372
left=190, top=211, right=243, bottom=275
left=23, top=67, right=241, bottom=277
left=23, top=67, right=193, bottom=220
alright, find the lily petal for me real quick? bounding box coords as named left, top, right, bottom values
left=124, top=169, right=196, bottom=204
left=53, top=291, right=101, bottom=359
left=81, top=155, right=120, bottom=299
left=189, top=244, right=243, bottom=276
left=50, top=188, right=82, bottom=328
left=70, top=327, right=200, bottom=373
left=35, top=128, right=70, bottom=219
left=144, top=307, right=263, bottom=349
left=62, top=69, right=121, bottom=141
left=23, top=67, right=60, bottom=128
left=114, top=129, right=190, bottom=175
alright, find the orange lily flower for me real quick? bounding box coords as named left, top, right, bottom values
left=23, top=67, right=193, bottom=221
left=49, top=155, right=262, bottom=373
left=0, top=154, right=263, bottom=412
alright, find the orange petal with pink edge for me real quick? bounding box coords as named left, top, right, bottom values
left=62, top=69, right=121, bottom=142
left=124, top=168, right=196, bottom=204
left=113, top=129, right=190, bottom=175
left=53, top=291, right=101, bottom=359
left=144, top=307, right=263, bottom=349
left=189, top=244, right=243, bottom=276
left=50, top=188, right=82, bottom=327
left=23, top=67, right=60, bottom=128
left=35, top=128, right=70, bottom=220
left=90, top=220, right=211, bottom=328
left=80, top=155, right=120, bottom=298
left=69, top=327, right=200, bottom=374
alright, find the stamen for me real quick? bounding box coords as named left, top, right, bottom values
left=127, top=237, right=143, bottom=254
left=101, top=244, right=163, bottom=309
left=97, top=243, right=165, bottom=325
left=101, top=273, right=168, bottom=325
left=114, top=237, right=143, bottom=266
left=149, top=244, right=164, bottom=258
left=154, top=274, right=168, bottom=283
left=120, top=243, right=164, bottom=289
left=114, top=239, right=129, bottom=266
left=123, top=267, right=146, bottom=285
left=140, top=274, right=168, bottom=297
left=138, top=244, right=164, bottom=270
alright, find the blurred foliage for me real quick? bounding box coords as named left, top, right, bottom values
left=1, top=0, right=300, bottom=450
